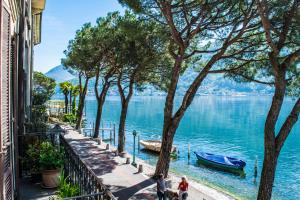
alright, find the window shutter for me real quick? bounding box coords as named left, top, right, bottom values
left=1, top=3, right=12, bottom=200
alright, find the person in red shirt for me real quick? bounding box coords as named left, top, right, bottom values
left=178, top=176, right=189, bottom=200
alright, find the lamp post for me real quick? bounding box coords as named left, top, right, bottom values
left=132, top=130, right=137, bottom=167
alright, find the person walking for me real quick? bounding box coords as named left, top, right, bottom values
left=157, top=173, right=167, bottom=200
left=178, top=176, right=189, bottom=200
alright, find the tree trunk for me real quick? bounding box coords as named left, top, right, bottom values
left=117, top=76, right=134, bottom=153
left=257, top=146, right=278, bottom=200
left=154, top=119, right=180, bottom=177
left=64, top=94, right=68, bottom=114
left=69, top=89, right=72, bottom=113
left=118, top=101, right=129, bottom=153
left=75, top=94, right=85, bottom=129
left=72, top=96, right=76, bottom=114
left=257, top=68, right=286, bottom=200
left=93, top=83, right=110, bottom=138
left=154, top=56, right=182, bottom=177
left=75, top=78, right=89, bottom=129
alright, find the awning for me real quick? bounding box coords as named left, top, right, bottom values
left=32, top=0, right=46, bottom=45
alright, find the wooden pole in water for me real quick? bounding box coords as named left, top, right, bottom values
left=253, top=156, right=257, bottom=184
left=113, top=123, right=116, bottom=145
left=188, top=143, right=190, bottom=160
left=109, top=122, right=112, bottom=141
left=92, top=122, right=95, bottom=137
left=138, top=134, right=140, bottom=151
left=101, top=121, right=104, bottom=139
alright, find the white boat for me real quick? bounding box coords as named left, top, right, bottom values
left=139, top=140, right=176, bottom=153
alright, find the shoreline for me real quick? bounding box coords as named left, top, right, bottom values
left=116, top=150, right=239, bottom=200
left=60, top=124, right=239, bottom=200
left=52, top=119, right=244, bottom=200
left=55, top=121, right=241, bottom=200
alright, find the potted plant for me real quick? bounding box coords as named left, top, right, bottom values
left=57, top=172, right=80, bottom=199
left=24, top=142, right=42, bottom=183
left=39, top=141, right=64, bottom=188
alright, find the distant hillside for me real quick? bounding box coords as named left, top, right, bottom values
left=47, top=65, right=273, bottom=97
left=45, top=65, right=75, bottom=83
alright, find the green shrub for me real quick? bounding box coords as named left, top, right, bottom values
left=24, top=142, right=41, bottom=175
left=57, top=172, right=80, bottom=199
left=62, top=113, right=77, bottom=124
left=39, top=141, right=64, bottom=170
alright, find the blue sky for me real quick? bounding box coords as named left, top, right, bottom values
left=34, top=0, right=124, bottom=73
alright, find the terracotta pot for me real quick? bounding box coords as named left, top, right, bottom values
left=42, top=169, right=60, bottom=188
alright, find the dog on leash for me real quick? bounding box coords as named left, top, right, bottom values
left=167, top=189, right=179, bottom=200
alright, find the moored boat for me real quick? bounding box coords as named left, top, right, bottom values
left=194, top=151, right=246, bottom=172
left=139, top=140, right=176, bottom=153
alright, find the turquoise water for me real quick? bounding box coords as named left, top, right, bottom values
left=84, top=96, right=300, bottom=200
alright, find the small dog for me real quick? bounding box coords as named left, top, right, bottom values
left=167, top=189, right=179, bottom=200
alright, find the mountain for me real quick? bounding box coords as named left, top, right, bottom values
left=46, top=65, right=273, bottom=97
left=177, top=68, right=273, bottom=96
left=45, top=65, right=76, bottom=83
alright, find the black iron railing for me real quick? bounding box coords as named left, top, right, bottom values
left=59, top=132, right=116, bottom=200
left=61, top=192, right=108, bottom=200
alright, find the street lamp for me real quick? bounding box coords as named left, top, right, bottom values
left=132, top=130, right=137, bottom=167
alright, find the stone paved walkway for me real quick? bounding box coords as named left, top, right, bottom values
left=20, top=178, right=56, bottom=200
left=63, top=127, right=234, bottom=200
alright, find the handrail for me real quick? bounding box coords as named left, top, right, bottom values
left=18, top=132, right=61, bottom=136
left=60, top=131, right=116, bottom=200
left=62, top=192, right=105, bottom=200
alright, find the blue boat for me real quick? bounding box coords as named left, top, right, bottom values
left=194, top=152, right=246, bottom=172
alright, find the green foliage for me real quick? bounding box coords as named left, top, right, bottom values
left=62, top=24, right=96, bottom=128
left=39, top=141, right=64, bottom=170
left=28, top=72, right=55, bottom=132
left=62, top=113, right=77, bottom=124
left=71, top=85, right=80, bottom=114
left=32, top=105, right=48, bottom=120
left=62, top=23, right=96, bottom=79
left=57, top=172, right=80, bottom=199
left=59, top=81, right=72, bottom=96
left=118, top=0, right=143, bottom=13
left=24, top=142, right=41, bottom=175
left=33, top=71, right=56, bottom=105
left=220, top=1, right=300, bottom=98
left=93, top=11, right=172, bottom=92
left=26, top=104, right=49, bottom=132
left=116, top=11, right=172, bottom=90
left=59, top=81, right=73, bottom=114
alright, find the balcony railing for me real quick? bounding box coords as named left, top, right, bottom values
left=59, top=132, right=116, bottom=200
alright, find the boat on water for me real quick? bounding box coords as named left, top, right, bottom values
left=139, top=140, right=177, bottom=154
left=194, top=151, right=246, bottom=173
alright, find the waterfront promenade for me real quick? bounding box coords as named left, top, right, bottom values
left=62, top=127, right=234, bottom=200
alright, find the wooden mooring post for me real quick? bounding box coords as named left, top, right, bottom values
left=109, top=122, right=112, bottom=141
left=102, top=121, right=104, bottom=138
left=253, top=156, right=258, bottom=184
left=92, top=122, right=95, bottom=137
left=188, top=143, right=190, bottom=160
left=138, top=134, right=140, bottom=151
left=113, top=123, right=116, bottom=145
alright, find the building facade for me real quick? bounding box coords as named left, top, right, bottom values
left=0, top=0, right=45, bottom=199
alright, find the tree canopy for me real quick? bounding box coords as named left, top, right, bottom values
left=32, top=71, right=56, bottom=105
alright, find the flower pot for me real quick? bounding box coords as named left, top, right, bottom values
left=42, top=169, right=60, bottom=188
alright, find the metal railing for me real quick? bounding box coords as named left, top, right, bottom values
left=62, top=192, right=107, bottom=200
left=59, top=132, right=116, bottom=200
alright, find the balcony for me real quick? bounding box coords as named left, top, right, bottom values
left=19, top=125, right=116, bottom=200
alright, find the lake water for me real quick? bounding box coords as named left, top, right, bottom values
left=83, top=96, right=300, bottom=200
